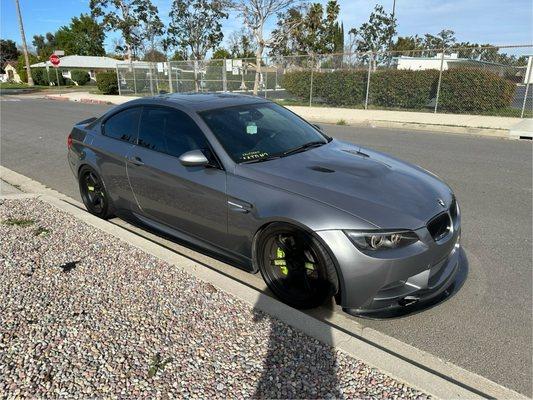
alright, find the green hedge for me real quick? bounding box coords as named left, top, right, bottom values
left=96, top=71, right=118, bottom=95
left=438, top=68, right=515, bottom=113
left=369, top=69, right=439, bottom=109
left=30, top=67, right=67, bottom=86
left=70, top=69, right=90, bottom=86
left=284, top=67, right=515, bottom=113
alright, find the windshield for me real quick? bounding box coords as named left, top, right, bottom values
left=200, top=102, right=329, bottom=163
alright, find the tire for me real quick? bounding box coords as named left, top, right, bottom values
left=78, top=166, right=114, bottom=219
left=256, top=223, right=339, bottom=309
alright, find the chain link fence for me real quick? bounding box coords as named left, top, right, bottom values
left=117, top=45, right=533, bottom=118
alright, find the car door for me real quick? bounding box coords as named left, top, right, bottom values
left=92, top=106, right=141, bottom=210
left=126, top=105, right=228, bottom=248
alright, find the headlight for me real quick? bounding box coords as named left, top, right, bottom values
left=344, top=230, right=419, bottom=251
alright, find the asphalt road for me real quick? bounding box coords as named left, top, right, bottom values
left=1, top=98, right=531, bottom=395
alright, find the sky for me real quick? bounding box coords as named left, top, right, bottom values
left=1, top=0, right=532, bottom=56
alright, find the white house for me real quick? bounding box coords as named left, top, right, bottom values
left=395, top=52, right=520, bottom=79
left=30, top=55, right=121, bottom=82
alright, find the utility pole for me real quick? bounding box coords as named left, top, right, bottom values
left=387, top=0, right=397, bottom=67
left=14, top=0, right=34, bottom=86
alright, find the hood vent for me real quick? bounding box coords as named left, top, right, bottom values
left=343, top=148, right=370, bottom=158
left=309, top=166, right=335, bottom=173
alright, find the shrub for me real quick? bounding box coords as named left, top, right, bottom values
left=283, top=70, right=367, bottom=107
left=96, top=71, right=118, bottom=94
left=284, top=67, right=515, bottom=113
left=70, top=69, right=90, bottom=86
left=28, top=67, right=66, bottom=86
left=369, top=69, right=438, bottom=109
left=438, top=68, right=515, bottom=113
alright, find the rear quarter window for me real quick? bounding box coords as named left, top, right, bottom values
left=102, top=107, right=141, bottom=143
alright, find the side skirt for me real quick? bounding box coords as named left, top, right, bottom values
left=132, top=212, right=254, bottom=272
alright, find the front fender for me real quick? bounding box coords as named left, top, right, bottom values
left=226, top=173, right=374, bottom=264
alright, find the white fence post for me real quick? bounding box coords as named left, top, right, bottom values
left=434, top=50, right=446, bottom=113
left=521, top=56, right=533, bottom=118
left=364, top=52, right=372, bottom=110
left=116, top=65, right=121, bottom=96
left=168, top=61, right=173, bottom=93
left=223, top=59, right=227, bottom=92
left=309, top=56, right=314, bottom=107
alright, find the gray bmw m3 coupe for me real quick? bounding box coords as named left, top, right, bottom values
left=67, top=93, right=461, bottom=315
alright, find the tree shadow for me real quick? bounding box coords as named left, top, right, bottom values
left=251, top=296, right=341, bottom=399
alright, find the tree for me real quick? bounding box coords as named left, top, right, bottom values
left=0, top=39, right=20, bottom=66
left=137, top=7, right=164, bottom=61
left=90, top=0, right=162, bottom=61
left=55, top=14, right=106, bottom=56
left=14, top=0, right=33, bottom=85
left=391, top=35, right=424, bottom=55
left=422, top=29, right=456, bottom=55
left=143, top=48, right=166, bottom=61
left=231, top=0, right=302, bottom=95
left=348, top=4, right=396, bottom=69
left=212, top=47, right=232, bottom=59
left=227, top=28, right=256, bottom=58
left=165, top=0, right=228, bottom=61
left=271, top=0, right=342, bottom=57
left=32, top=32, right=56, bottom=60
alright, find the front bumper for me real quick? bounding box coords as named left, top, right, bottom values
left=316, top=210, right=462, bottom=315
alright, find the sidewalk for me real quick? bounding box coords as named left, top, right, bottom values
left=39, top=91, right=531, bottom=138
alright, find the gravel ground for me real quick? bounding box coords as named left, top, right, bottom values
left=0, top=198, right=430, bottom=399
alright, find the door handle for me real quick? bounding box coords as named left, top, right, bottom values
left=228, top=200, right=252, bottom=213
left=128, top=156, right=144, bottom=166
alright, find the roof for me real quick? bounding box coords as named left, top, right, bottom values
left=30, top=55, right=121, bottom=69
left=3, top=61, right=17, bottom=68
left=125, top=92, right=269, bottom=112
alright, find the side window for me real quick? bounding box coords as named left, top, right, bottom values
left=102, top=107, right=141, bottom=143
left=138, top=107, right=208, bottom=158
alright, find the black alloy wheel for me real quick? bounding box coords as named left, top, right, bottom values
left=79, top=167, right=113, bottom=219
left=257, top=224, right=338, bottom=309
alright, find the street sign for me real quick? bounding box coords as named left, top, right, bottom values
left=49, top=54, right=60, bottom=68
left=53, top=50, right=64, bottom=56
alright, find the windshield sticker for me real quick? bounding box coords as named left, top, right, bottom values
left=246, top=123, right=258, bottom=135
left=241, top=151, right=268, bottom=161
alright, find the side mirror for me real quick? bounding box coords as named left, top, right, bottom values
left=179, top=150, right=209, bottom=167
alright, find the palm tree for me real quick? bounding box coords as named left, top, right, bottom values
left=14, top=0, right=34, bottom=86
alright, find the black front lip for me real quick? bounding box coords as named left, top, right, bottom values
left=343, top=246, right=461, bottom=318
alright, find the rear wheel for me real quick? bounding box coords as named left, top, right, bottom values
left=257, top=223, right=339, bottom=309
left=79, top=166, right=113, bottom=219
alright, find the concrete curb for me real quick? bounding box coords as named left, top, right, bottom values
left=0, top=165, right=528, bottom=400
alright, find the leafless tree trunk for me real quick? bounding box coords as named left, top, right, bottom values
left=232, top=0, right=301, bottom=96
left=14, top=0, right=33, bottom=86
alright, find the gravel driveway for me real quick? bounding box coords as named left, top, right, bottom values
left=0, top=198, right=429, bottom=399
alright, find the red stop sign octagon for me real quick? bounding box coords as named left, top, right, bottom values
left=49, top=54, right=60, bottom=67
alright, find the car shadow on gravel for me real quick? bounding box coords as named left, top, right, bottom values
left=251, top=296, right=341, bottom=399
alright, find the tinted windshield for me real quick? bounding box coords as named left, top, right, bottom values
left=200, top=102, right=328, bottom=163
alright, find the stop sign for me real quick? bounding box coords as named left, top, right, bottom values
left=49, top=54, right=60, bottom=67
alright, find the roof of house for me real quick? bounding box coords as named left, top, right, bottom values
left=30, top=55, right=122, bottom=69
left=3, top=61, right=17, bottom=68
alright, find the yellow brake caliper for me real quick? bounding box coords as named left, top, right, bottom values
left=275, top=247, right=288, bottom=276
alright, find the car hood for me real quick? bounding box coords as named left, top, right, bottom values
left=235, top=140, right=453, bottom=230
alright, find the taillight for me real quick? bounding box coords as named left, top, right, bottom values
left=67, top=133, right=73, bottom=149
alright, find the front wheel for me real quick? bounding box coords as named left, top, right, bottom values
left=256, top=224, right=339, bottom=309
left=79, top=166, right=114, bottom=219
